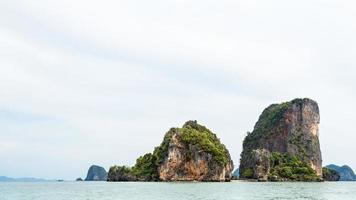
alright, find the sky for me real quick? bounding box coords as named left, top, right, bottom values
left=0, top=0, right=355, bottom=180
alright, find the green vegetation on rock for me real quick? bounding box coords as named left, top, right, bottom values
left=242, top=168, right=254, bottom=179
left=254, top=102, right=291, bottom=135
left=131, top=153, right=158, bottom=181
left=108, top=154, right=160, bottom=181
left=268, top=152, right=320, bottom=181
left=108, top=165, right=131, bottom=177
left=242, top=101, right=292, bottom=152
left=107, top=165, right=135, bottom=181
left=178, top=121, right=229, bottom=165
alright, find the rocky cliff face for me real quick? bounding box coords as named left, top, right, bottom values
left=239, top=98, right=322, bottom=181
left=107, top=121, right=233, bottom=182
left=157, top=121, right=233, bottom=181
left=85, top=165, right=108, bottom=181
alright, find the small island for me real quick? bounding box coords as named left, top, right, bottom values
left=108, top=120, right=233, bottom=182
left=85, top=165, right=108, bottom=181
left=324, top=164, right=356, bottom=181
left=239, top=98, right=323, bottom=181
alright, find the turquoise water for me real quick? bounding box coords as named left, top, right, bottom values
left=0, top=181, right=355, bottom=200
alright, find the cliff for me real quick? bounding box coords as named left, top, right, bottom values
left=239, top=98, right=322, bottom=181
left=85, top=165, right=108, bottom=181
left=325, top=164, right=356, bottom=181
left=108, top=120, right=233, bottom=182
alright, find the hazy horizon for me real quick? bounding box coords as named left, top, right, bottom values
left=1, top=0, right=356, bottom=180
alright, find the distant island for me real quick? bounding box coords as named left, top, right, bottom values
left=325, top=164, right=356, bottom=181
left=0, top=176, right=51, bottom=182
left=85, top=165, right=107, bottom=181
left=232, top=169, right=239, bottom=180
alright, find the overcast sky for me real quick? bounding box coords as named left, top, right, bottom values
left=0, top=0, right=355, bottom=180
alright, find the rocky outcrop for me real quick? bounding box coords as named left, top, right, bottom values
left=85, top=165, right=107, bottom=181
left=250, top=149, right=271, bottom=181
left=239, top=98, right=323, bottom=181
left=322, top=167, right=340, bottom=181
left=157, top=121, right=233, bottom=181
left=108, top=121, right=233, bottom=182
left=326, top=164, right=356, bottom=181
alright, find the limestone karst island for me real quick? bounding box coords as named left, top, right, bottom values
left=239, top=98, right=322, bottom=181
left=107, top=120, right=233, bottom=181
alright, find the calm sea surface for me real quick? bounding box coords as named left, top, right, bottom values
left=0, top=181, right=355, bottom=200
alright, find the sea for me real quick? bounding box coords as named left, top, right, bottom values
left=0, top=181, right=355, bottom=200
